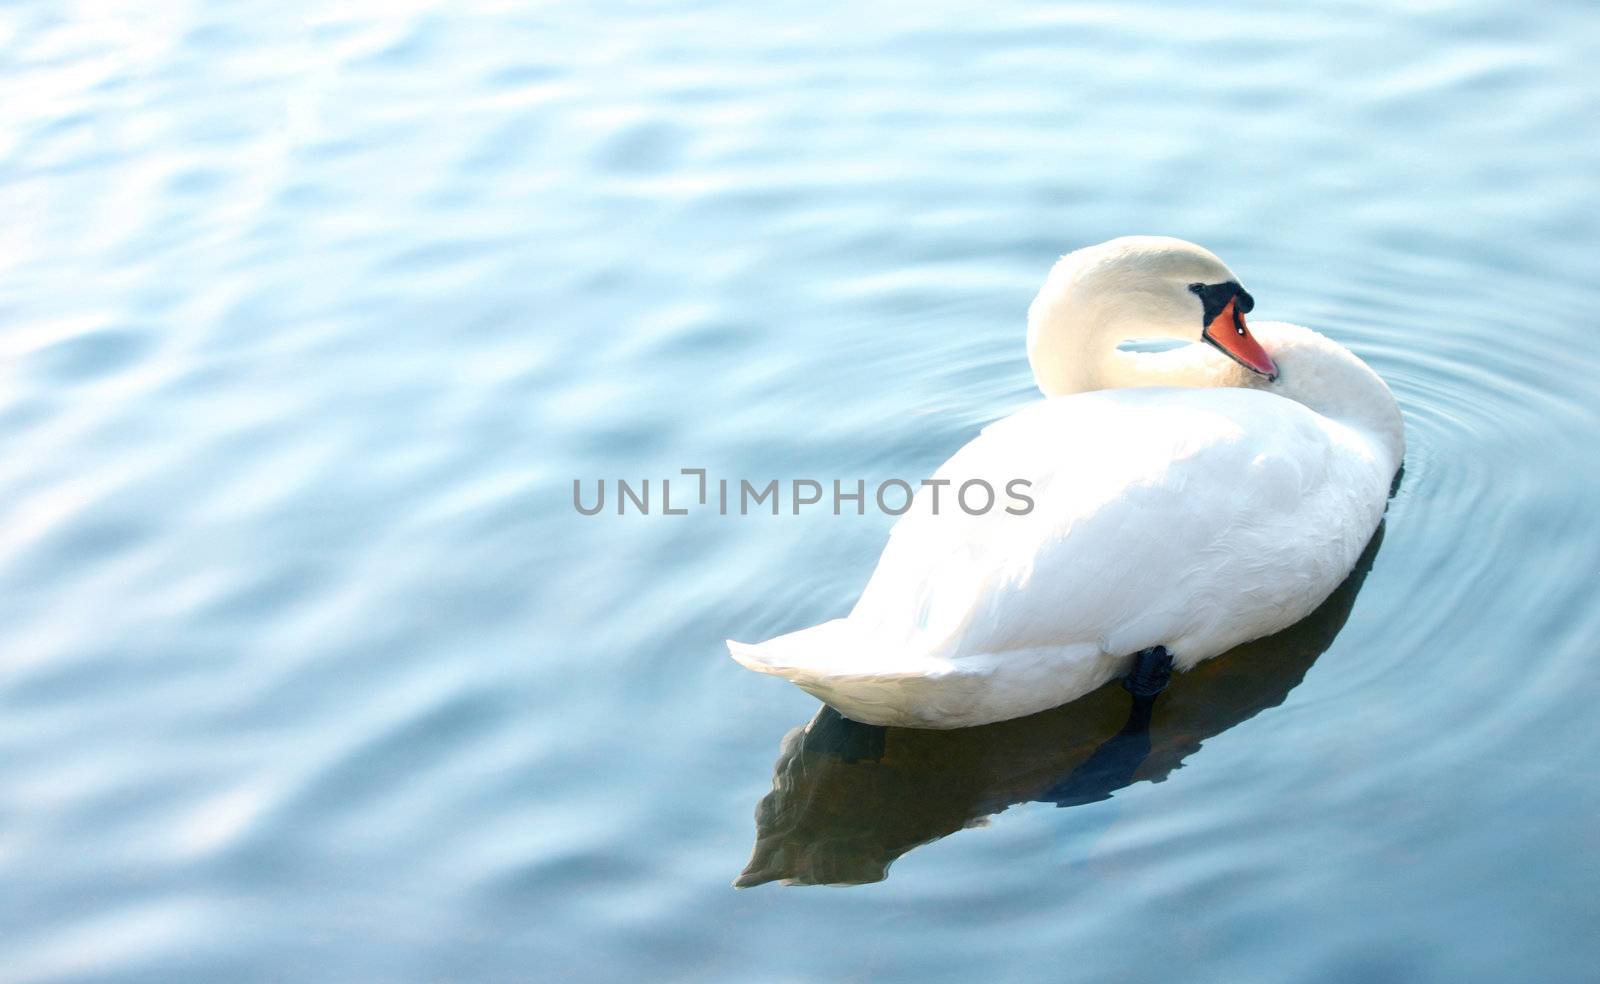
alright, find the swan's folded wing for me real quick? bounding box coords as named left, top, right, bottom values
left=848, top=387, right=1351, bottom=664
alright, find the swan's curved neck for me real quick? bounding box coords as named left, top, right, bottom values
left=1029, top=307, right=1405, bottom=473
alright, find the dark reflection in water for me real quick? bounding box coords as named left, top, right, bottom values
left=737, top=526, right=1386, bottom=887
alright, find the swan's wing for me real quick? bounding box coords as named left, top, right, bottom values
left=849, top=387, right=1381, bottom=666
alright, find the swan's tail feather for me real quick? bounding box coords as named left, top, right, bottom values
left=729, top=619, right=852, bottom=675
left=727, top=619, right=943, bottom=680
left=727, top=620, right=966, bottom=727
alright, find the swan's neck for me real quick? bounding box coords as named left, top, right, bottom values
left=1029, top=311, right=1404, bottom=473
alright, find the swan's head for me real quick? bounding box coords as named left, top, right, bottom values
left=1027, top=236, right=1278, bottom=395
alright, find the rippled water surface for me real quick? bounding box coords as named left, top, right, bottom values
left=4, top=2, right=1600, bottom=981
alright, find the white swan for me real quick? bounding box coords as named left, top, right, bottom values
left=728, top=236, right=1404, bottom=729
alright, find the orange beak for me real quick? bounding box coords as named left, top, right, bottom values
left=1202, top=299, right=1278, bottom=380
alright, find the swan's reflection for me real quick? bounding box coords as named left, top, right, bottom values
left=736, top=525, right=1386, bottom=887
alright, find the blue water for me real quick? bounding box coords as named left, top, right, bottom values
left=4, top=2, right=1600, bottom=981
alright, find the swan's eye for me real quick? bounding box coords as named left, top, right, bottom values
left=1188, top=281, right=1251, bottom=330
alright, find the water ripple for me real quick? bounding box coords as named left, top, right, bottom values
left=3, top=1, right=1600, bottom=982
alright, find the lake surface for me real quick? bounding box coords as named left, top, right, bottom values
left=4, top=2, right=1599, bottom=981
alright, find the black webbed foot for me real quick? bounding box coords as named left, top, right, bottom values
left=1041, top=647, right=1175, bottom=807
left=1122, top=645, right=1173, bottom=700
